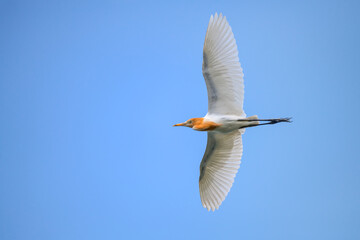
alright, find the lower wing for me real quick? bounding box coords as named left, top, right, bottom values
left=199, top=130, right=243, bottom=211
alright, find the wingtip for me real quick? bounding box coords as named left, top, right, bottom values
left=209, top=14, right=214, bottom=23
left=212, top=12, right=224, bottom=19
left=203, top=203, right=218, bottom=212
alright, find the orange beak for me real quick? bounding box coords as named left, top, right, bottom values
left=173, top=122, right=186, bottom=127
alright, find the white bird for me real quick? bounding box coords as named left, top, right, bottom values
left=174, top=13, right=291, bottom=211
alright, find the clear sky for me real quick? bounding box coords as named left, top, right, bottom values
left=1, top=0, right=360, bottom=239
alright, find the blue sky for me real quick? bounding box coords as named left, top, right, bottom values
left=1, top=0, right=360, bottom=239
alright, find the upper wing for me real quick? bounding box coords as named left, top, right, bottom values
left=202, top=13, right=245, bottom=116
left=199, top=130, right=243, bottom=211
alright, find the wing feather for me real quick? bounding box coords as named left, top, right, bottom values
left=202, top=13, right=245, bottom=116
left=199, top=130, right=243, bottom=211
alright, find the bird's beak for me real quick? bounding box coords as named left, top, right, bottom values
left=173, top=122, right=186, bottom=127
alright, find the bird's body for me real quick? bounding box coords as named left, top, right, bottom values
left=179, top=115, right=259, bottom=132
left=174, top=13, right=290, bottom=211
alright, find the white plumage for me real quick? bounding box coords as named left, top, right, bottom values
left=200, top=13, right=245, bottom=211
left=199, top=130, right=243, bottom=211
left=203, top=13, right=245, bottom=117
left=173, top=13, right=290, bottom=211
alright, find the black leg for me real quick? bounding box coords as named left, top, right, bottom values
left=237, top=117, right=292, bottom=123
left=238, top=117, right=292, bottom=129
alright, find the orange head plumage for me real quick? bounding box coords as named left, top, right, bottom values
left=173, top=118, right=221, bottom=131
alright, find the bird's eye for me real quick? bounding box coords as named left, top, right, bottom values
left=188, top=120, right=193, bottom=124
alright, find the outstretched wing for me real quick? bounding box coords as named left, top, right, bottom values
left=202, top=13, right=245, bottom=116
left=199, top=130, right=243, bottom=211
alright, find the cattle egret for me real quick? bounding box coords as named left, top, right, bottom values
left=174, top=13, right=291, bottom=211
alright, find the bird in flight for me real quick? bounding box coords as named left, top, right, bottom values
left=174, top=13, right=291, bottom=211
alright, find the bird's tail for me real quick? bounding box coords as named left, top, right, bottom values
left=246, top=115, right=260, bottom=125
left=238, top=115, right=260, bottom=133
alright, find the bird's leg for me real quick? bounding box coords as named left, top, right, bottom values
left=238, top=117, right=292, bottom=129
left=238, top=117, right=292, bottom=123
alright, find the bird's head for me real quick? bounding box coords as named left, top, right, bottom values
left=173, top=118, right=203, bottom=128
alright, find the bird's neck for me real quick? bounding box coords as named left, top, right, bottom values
left=192, top=118, right=221, bottom=131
